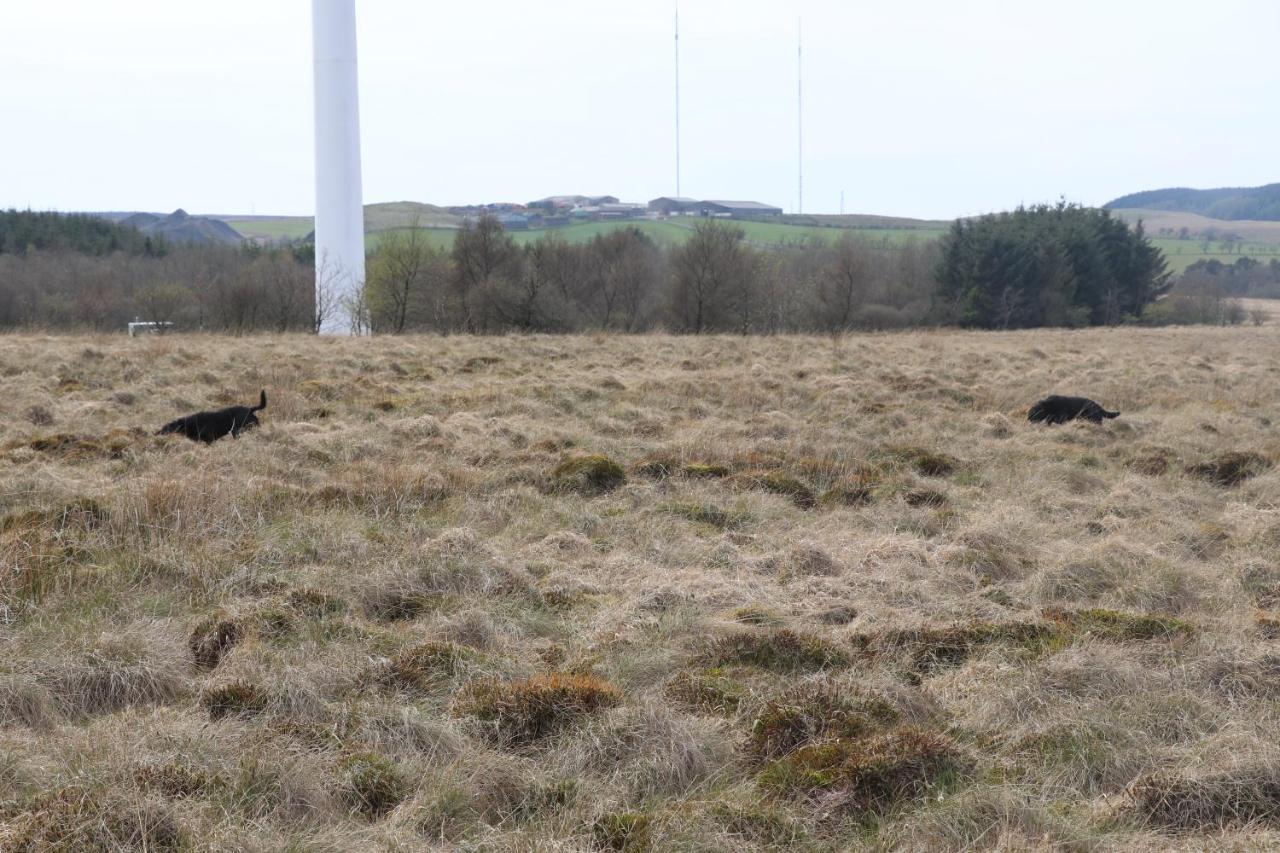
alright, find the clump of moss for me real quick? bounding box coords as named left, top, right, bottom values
left=703, top=800, right=806, bottom=846
left=904, top=487, right=948, bottom=508
left=383, top=640, right=477, bottom=691
left=593, top=812, right=652, bottom=851
left=664, top=668, right=744, bottom=715
left=704, top=629, right=848, bottom=673
left=683, top=462, right=730, bottom=478
left=892, top=446, right=960, bottom=477
left=188, top=604, right=296, bottom=670
left=1126, top=766, right=1280, bottom=831
left=188, top=614, right=241, bottom=670
left=0, top=497, right=106, bottom=535
left=550, top=454, right=627, bottom=495
left=735, top=470, right=816, bottom=509
left=339, top=752, right=408, bottom=820
left=819, top=481, right=875, bottom=508
left=1127, top=446, right=1178, bottom=476
left=633, top=454, right=681, bottom=479
left=200, top=680, right=268, bottom=720
left=662, top=501, right=747, bottom=529
left=454, top=672, right=621, bottom=745
left=1186, top=451, right=1272, bottom=487
left=1043, top=607, right=1194, bottom=641
left=286, top=586, right=347, bottom=617
left=758, top=726, right=972, bottom=816
left=732, top=604, right=786, bottom=627
left=854, top=620, right=1058, bottom=676
left=747, top=685, right=899, bottom=762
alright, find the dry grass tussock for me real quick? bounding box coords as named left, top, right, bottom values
left=1, top=326, right=1280, bottom=849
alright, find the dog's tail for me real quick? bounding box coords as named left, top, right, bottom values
left=1102, top=408, right=1119, bottom=419
left=1027, top=402, right=1048, bottom=423
left=253, top=390, right=267, bottom=412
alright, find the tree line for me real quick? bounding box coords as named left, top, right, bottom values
left=0, top=205, right=1206, bottom=334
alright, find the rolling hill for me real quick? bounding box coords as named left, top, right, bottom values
left=1105, top=183, right=1280, bottom=221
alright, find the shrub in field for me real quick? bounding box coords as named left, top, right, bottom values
left=853, top=620, right=1058, bottom=676
left=704, top=629, right=848, bottom=672
left=201, top=680, right=268, bottom=720
left=747, top=684, right=899, bottom=762
left=1186, top=451, right=1271, bottom=487
left=593, top=812, right=652, bottom=851
left=758, top=726, right=972, bottom=816
left=338, top=752, right=408, bottom=819
left=734, top=470, right=816, bottom=509
left=550, top=454, right=627, bottom=495
left=891, top=446, right=960, bottom=477
left=1126, top=765, right=1280, bottom=831
left=382, top=640, right=478, bottom=692
left=454, top=673, right=621, bottom=744
left=664, top=668, right=744, bottom=715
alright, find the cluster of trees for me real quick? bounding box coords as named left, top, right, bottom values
left=362, top=217, right=939, bottom=334
left=0, top=209, right=165, bottom=257
left=0, top=242, right=316, bottom=332
left=1, top=204, right=1235, bottom=334
left=934, top=203, right=1171, bottom=328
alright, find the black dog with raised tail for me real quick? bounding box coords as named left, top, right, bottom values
left=157, top=390, right=267, bottom=443
left=1027, top=395, right=1119, bottom=425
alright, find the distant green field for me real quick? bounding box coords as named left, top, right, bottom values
left=229, top=215, right=1279, bottom=276
left=1148, top=238, right=1280, bottom=273
left=223, top=218, right=312, bottom=241
left=366, top=218, right=947, bottom=253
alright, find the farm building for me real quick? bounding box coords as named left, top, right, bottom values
left=528, top=195, right=619, bottom=212
left=648, top=196, right=701, bottom=215
left=698, top=200, right=783, bottom=217
left=496, top=212, right=530, bottom=230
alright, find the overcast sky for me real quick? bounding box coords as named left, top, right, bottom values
left=2, top=0, right=1276, bottom=220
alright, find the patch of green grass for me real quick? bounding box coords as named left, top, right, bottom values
left=1043, top=607, right=1194, bottom=641
left=748, top=684, right=899, bottom=762
left=757, top=726, right=972, bottom=817
left=550, top=453, right=627, bottom=495
left=593, top=812, right=653, bottom=851
left=664, top=668, right=744, bottom=715
left=854, top=620, right=1059, bottom=676
left=339, top=752, right=408, bottom=820
left=735, top=470, right=816, bottom=509
left=662, top=501, right=748, bottom=529
left=382, top=640, right=479, bottom=692
left=704, top=629, right=848, bottom=673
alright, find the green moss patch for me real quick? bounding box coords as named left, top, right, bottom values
left=339, top=752, right=408, bottom=819
left=853, top=620, right=1058, bottom=676
left=758, top=726, right=972, bottom=816
left=704, top=629, right=848, bottom=673
left=734, top=471, right=816, bottom=509
left=1043, top=607, right=1194, bottom=641
left=550, top=454, right=627, bottom=495
left=664, top=668, right=744, bottom=715
left=748, top=684, right=899, bottom=762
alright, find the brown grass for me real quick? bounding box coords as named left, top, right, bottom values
left=2, top=328, right=1280, bottom=848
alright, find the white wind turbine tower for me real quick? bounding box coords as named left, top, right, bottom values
left=312, top=0, right=366, bottom=335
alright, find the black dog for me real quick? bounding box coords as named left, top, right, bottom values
left=1028, top=395, right=1119, bottom=425
left=157, top=390, right=267, bottom=443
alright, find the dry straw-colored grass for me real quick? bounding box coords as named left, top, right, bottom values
left=2, top=326, right=1280, bottom=849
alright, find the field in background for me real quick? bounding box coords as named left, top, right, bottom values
left=226, top=206, right=1280, bottom=274
left=3, top=328, right=1280, bottom=849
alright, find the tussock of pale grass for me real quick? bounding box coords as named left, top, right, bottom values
left=4, top=328, right=1280, bottom=848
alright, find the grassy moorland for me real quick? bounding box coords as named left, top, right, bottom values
left=2, top=328, right=1280, bottom=850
